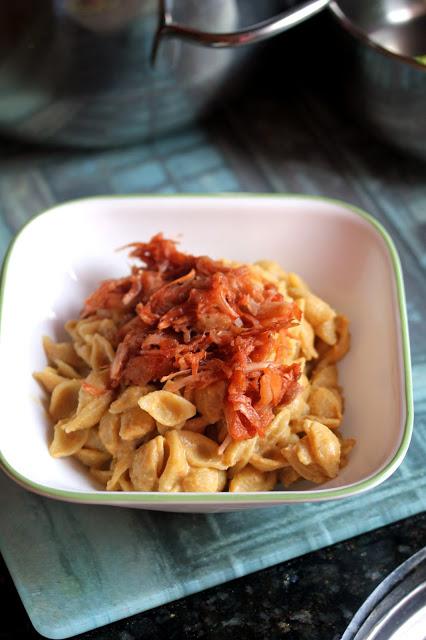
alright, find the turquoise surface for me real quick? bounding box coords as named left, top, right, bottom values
left=0, top=114, right=425, bottom=639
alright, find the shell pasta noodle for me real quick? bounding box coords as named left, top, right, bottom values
left=35, top=234, right=354, bottom=492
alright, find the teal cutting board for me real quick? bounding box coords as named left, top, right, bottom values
left=0, top=118, right=425, bottom=638
left=1, top=454, right=426, bottom=639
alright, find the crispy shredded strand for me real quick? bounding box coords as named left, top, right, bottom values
left=82, top=234, right=302, bottom=440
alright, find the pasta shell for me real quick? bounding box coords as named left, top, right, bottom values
left=33, top=367, right=68, bottom=393
left=74, top=342, right=92, bottom=366
left=85, top=426, right=108, bottom=452
left=89, top=334, right=115, bottom=370
left=98, top=412, right=121, bottom=455
left=158, top=430, right=189, bottom=492
left=339, top=437, right=356, bottom=468
left=62, top=392, right=112, bottom=433
left=305, top=420, right=341, bottom=478
left=286, top=375, right=310, bottom=421
left=139, top=391, right=196, bottom=427
left=287, top=272, right=310, bottom=296
left=130, top=435, right=165, bottom=491
left=282, top=438, right=327, bottom=484
left=249, top=448, right=288, bottom=472
left=109, top=385, right=153, bottom=414
left=304, top=292, right=336, bottom=328
left=49, top=379, right=81, bottom=421
left=229, top=465, right=277, bottom=492
left=279, top=467, right=300, bottom=487
left=316, top=318, right=337, bottom=346
left=178, top=430, right=227, bottom=470
left=277, top=335, right=300, bottom=365
left=119, top=474, right=134, bottom=492
left=74, top=448, right=111, bottom=469
left=53, top=359, right=81, bottom=379
left=180, top=416, right=210, bottom=433
left=260, top=408, right=291, bottom=449
left=182, top=468, right=227, bottom=492
left=49, top=424, right=89, bottom=458
left=64, top=319, right=79, bottom=341
left=43, top=336, right=82, bottom=368
left=309, top=386, right=342, bottom=421
left=155, top=420, right=186, bottom=436
left=298, top=318, right=318, bottom=360
left=311, top=365, right=339, bottom=389
left=194, top=381, right=226, bottom=423
left=90, top=468, right=112, bottom=487
left=107, top=453, right=134, bottom=491
left=254, top=260, right=287, bottom=281
left=314, top=315, right=350, bottom=370
left=119, top=406, right=155, bottom=441
left=223, top=437, right=258, bottom=475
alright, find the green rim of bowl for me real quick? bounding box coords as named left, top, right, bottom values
left=0, top=193, right=414, bottom=505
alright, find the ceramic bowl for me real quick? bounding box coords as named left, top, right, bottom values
left=0, top=195, right=413, bottom=512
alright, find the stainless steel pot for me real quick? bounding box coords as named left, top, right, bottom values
left=0, top=0, right=424, bottom=149
left=0, top=0, right=318, bottom=148
left=327, top=1, right=426, bottom=159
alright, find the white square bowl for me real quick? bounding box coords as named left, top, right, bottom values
left=0, top=195, right=413, bottom=512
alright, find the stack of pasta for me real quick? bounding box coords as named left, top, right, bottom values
left=35, top=234, right=354, bottom=492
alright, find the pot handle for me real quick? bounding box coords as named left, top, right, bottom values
left=153, top=0, right=330, bottom=61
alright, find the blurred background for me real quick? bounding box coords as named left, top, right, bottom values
left=0, top=0, right=425, bottom=150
